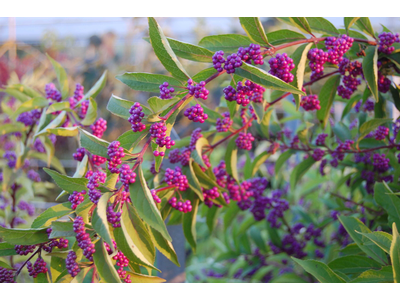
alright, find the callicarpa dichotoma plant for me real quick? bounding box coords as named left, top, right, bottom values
left=1, top=17, right=400, bottom=283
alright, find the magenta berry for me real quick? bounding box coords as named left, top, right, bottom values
left=66, top=251, right=81, bottom=277
left=212, top=50, right=226, bottom=72
left=316, top=134, right=328, bottom=146
left=128, top=103, right=146, bottom=132
left=216, top=112, right=233, bottom=132
left=187, top=79, right=209, bottom=100
left=378, top=32, right=400, bottom=54
left=184, top=104, right=208, bottom=123
left=107, top=206, right=121, bottom=228
left=159, top=82, right=175, bottom=99
left=27, top=169, right=41, bottom=182
left=73, top=216, right=95, bottom=261
left=3, top=151, right=17, bottom=168
left=378, top=72, right=391, bottom=93
left=224, top=53, right=243, bottom=74
left=119, top=164, right=136, bottom=191
left=151, top=189, right=161, bottom=204
left=87, top=171, right=106, bottom=204
left=268, top=53, right=295, bottom=83
left=312, top=148, right=325, bottom=161
left=107, top=141, right=125, bottom=173
left=0, top=267, right=15, bottom=283
left=308, top=48, right=328, bottom=79
left=325, top=35, right=354, bottom=65
left=27, top=257, right=48, bottom=278
left=92, top=155, right=107, bottom=166
left=16, top=109, right=41, bottom=126
left=300, top=95, right=321, bottom=111
left=45, top=83, right=62, bottom=102
left=168, top=197, right=192, bottom=213
left=79, top=100, right=89, bottom=118
left=235, top=132, right=255, bottom=150
left=375, top=126, right=389, bottom=141
left=73, top=147, right=86, bottom=161
left=68, top=190, right=87, bottom=210
left=164, top=166, right=189, bottom=191
left=91, top=118, right=107, bottom=138
left=14, top=244, right=36, bottom=256
left=237, top=44, right=264, bottom=65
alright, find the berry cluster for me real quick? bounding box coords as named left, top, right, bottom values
left=184, top=104, right=208, bottom=123
left=378, top=72, right=391, bottom=93
left=187, top=79, right=209, bottom=100
left=325, top=35, right=354, bottom=65
left=107, top=141, right=125, bottom=173
left=119, top=164, right=136, bottom=191
left=315, top=133, right=328, bottom=146
left=15, top=244, right=36, bottom=256
left=150, top=121, right=175, bottom=155
left=168, top=197, right=192, bottom=213
left=375, top=126, right=389, bottom=140
left=307, top=48, right=328, bottom=79
left=68, top=190, right=87, bottom=209
left=27, top=257, right=48, bottom=278
left=3, top=151, right=17, bottom=168
left=237, top=44, right=264, bottom=65
left=128, top=103, right=146, bottom=132
left=268, top=53, right=295, bottom=83
left=66, top=251, right=81, bottom=277
left=45, top=83, right=62, bottom=102
left=203, top=187, right=220, bottom=208
left=337, top=58, right=363, bottom=99
left=107, top=206, right=121, bottom=228
left=216, top=112, right=233, bottom=132
left=159, top=82, right=175, bottom=99
left=92, top=155, right=107, bottom=166
left=151, top=189, right=162, bottom=204
left=300, top=95, right=321, bottom=111
left=17, top=200, right=35, bottom=216
left=91, top=118, right=107, bottom=138
left=16, top=109, right=41, bottom=126
left=312, top=148, right=325, bottom=161
left=224, top=80, right=265, bottom=107
left=235, top=132, right=255, bottom=150
left=43, top=228, right=69, bottom=253
left=27, top=169, right=41, bottom=182
left=354, top=99, right=375, bottom=113
left=79, top=100, right=89, bottom=119
left=373, top=153, right=390, bottom=173
left=112, top=251, right=131, bottom=283
left=0, top=266, right=15, bottom=283
left=73, top=216, right=95, bottom=261
left=378, top=32, right=400, bottom=54
left=73, top=147, right=86, bottom=161
left=212, top=50, right=226, bottom=72
left=164, top=167, right=189, bottom=191
left=87, top=171, right=106, bottom=204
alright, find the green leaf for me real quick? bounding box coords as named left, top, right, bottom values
left=2, top=87, right=30, bottom=102
left=192, top=67, right=218, bottom=82
left=390, top=223, right=400, bottom=283
left=79, top=128, right=109, bottom=157
left=49, top=222, right=76, bottom=238
left=46, top=102, right=71, bottom=114
left=185, top=160, right=204, bottom=201
left=125, top=272, right=166, bottom=283
left=114, top=208, right=159, bottom=271
left=12, top=97, right=48, bottom=118
left=357, top=231, right=393, bottom=254
left=332, top=121, right=352, bottom=142
left=164, top=37, right=214, bottom=62
left=351, top=266, right=393, bottom=283
left=0, top=261, right=12, bottom=269
left=362, top=46, right=379, bottom=101
left=0, top=227, right=49, bottom=245
left=236, top=63, right=305, bottom=95
left=47, top=126, right=79, bottom=137
left=344, top=17, right=360, bottom=34
left=328, top=255, right=382, bottom=274
left=116, top=72, right=184, bottom=93
left=355, top=17, right=376, bottom=38
left=7, top=84, right=41, bottom=98
left=107, top=95, right=134, bottom=120
left=288, top=17, right=313, bottom=35
left=239, top=17, right=269, bottom=45
left=198, top=34, right=251, bottom=53
left=290, top=43, right=313, bottom=109
left=290, top=157, right=315, bottom=190
left=47, top=54, right=68, bottom=99
left=81, top=98, right=97, bottom=126
left=34, top=111, right=66, bottom=137
left=374, top=182, right=400, bottom=229
left=0, top=242, right=17, bottom=256
left=359, top=118, right=392, bottom=141
left=183, top=197, right=199, bottom=252
left=148, top=96, right=180, bottom=114
left=117, top=128, right=149, bottom=152
left=292, top=258, right=346, bottom=283
left=92, top=193, right=114, bottom=251
left=83, top=70, right=107, bottom=101
left=275, top=150, right=294, bottom=175
left=0, top=123, right=26, bottom=135
left=34, top=272, right=50, bottom=283
left=148, top=225, right=179, bottom=267
left=316, top=74, right=341, bottom=128
left=200, top=104, right=223, bottom=125
left=130, top=165, right=171, bottom=241
left=306, top=17, right=339, bottom=35
left=206, top=205, right=220, bottom=234
left=267, top=30, right=306, bottom=46
left=148, top=17, right=190, bottom=81
left=192, top=163, right=220, bottom=191
left=225, top=137, right=239, bottom=182
left=341, top=94, right=362, bottom=120
left=390, top=85, right=400, bottom=112
left=43, top=168, right=88, bottom=194
left=251, top=152, right=271, bottom=177
left=30, top=152, right=65, bottom=174
left=31, top=202, right=73, bottom=228
left=93, top=238, right=122, bottom=283
left=339, top=216, right=388, bottom=265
